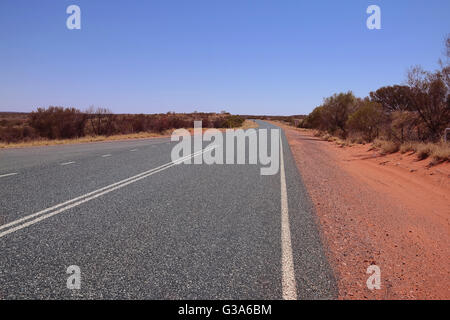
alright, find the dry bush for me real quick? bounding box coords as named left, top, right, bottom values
left=431, top=142, right=450, bottom=162
left=0, top=125, right=37, bottom=143
left=414, top=142, right=450, bottom=161
left=1, top=109, right=249, bottom=144
left=313, top=130, right=322, bottom=137
left=213, top=115, right=245, bottom=128
left=0, top=113, right=37, bottom=143
left=372, top=138, right=383, bottom=149
left=29, top=107, right=87, bottom=139
left=382, top=141, right=400, bottom=154
left=373, top=139, right=399, bottom=154
left=335, top=139, right=352, bottom=147
left=399, top=141, right=449, bottom=163
left=349, top=135, right=366, bottom=144
left=399, top=141, right=417, bottom=154
left=415, top=143, right=435, bottom=160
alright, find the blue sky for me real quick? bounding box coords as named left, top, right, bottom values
left=0, top=0, right=449, bottom=115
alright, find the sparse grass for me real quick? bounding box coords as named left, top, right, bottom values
left=431, top=143, right=450, bottom=162
left=313, top=130, right=322, bottom=137
left=318, top=132, right=354, bottom=147
left=415, top=143, right=434, bottom=160
left=318, top=132, right=338, bottom=142
left=321, top=133, right=333, bottom=141
left=372, top=138, right=383, bottom=149
left=399, top=141, right=417, bottom=154
left=413, top=142, right=450, bottom=162
left=397, top=141, right=450, bottom=163
left=0, top=132, right=168, bottom=149
left=349, top=136, right=366, bottom=145
left=383, top=142, right=400, bottom=154
left=373, top=139, right=400, bottom=154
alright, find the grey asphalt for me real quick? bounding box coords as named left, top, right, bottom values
left=0, top=120, right=337, bottom=299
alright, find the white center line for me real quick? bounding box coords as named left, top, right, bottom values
left=279, top=132, right=298, bottom=300
left=0, top=146, right=214, bottom=239
left=0, top=172, right=18, bottom=178
left=101, top=154, right=112, bottom=158
left=60, top=161, right=76, bottom=166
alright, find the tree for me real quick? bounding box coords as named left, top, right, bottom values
left=347, top=100, right=383, bottom=141
left=369, top=85, right=413, bottom=113
left=390, top=110, right=421, bottom=142
left=301, top=106, right=325, bottom=130
left=321, top=92, right=358, bottom=138
left=406, top=66, right=450, bottom=141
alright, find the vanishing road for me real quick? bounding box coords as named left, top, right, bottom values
left=0, top=121, right=337, bottom=299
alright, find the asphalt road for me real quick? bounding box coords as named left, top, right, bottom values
left=0, top=120, right=337, bottom=299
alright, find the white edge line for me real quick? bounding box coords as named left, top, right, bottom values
left=0, top=146, right=215, bottom=238
left=60, top=161, right=76, bottom=166
left=280, top=132, right=298, bottom=300
left=0, top=172, right=18, bottom=178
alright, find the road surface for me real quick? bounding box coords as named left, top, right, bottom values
left=0, top=121, right=337, bottom=299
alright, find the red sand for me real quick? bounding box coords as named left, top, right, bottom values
left=279, top=123, right=449, bottom=300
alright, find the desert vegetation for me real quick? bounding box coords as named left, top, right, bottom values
left=300, top=36, right=450, bottom=163
left=0, top=109, right=246, bottom=146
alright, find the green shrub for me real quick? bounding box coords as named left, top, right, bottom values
left=347, top=101, right=383, bottom=141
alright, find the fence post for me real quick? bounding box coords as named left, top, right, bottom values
left=445, top=128, right=450, bottom=143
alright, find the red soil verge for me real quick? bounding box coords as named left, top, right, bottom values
left=277, top=123, right=449, bottom=300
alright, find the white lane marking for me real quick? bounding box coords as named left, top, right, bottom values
left=279, top=132, right=298, bottom=300
left=0, top=173, right=18, bottom=178
left=0, top=155, right=193, bottom=233
left=0, top=147, right=214, bottom=238
left=101, top=154, right=112, bottom=157
left=60, top=161, right=76, bottom=166
left=130, top=149, right=138, bottom=152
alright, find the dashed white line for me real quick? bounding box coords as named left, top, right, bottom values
left=279, top=133, right=298, bottom=300
left=130, top=149, right=138, bottom=152
left=60, top=161, right=76, bottom=166
left=0, top=146, right=215, bottom=238
left=0, top=172, right=18, bottom=178
left=101, top=154, right=112, bottom=158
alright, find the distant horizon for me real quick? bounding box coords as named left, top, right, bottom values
left=1, top=0, right=449, bottom=115
left=0, top=108, right=307, bottom=117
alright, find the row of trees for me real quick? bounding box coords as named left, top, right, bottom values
left=0, top=108, right=245, bottom=142
left=302, top=37, right=450, bottom=143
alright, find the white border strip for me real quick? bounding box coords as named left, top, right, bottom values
left=280, top=132, right=298, bottom=300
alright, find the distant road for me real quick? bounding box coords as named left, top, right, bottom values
left=0, top=121, right=337, bottom=299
